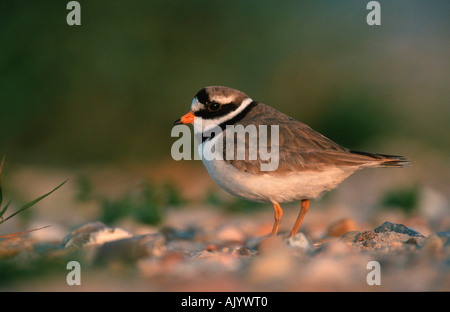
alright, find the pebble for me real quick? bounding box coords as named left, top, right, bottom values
left=61, top=222, right=133, bottom=248
left=205, top=244, right=218, bottom=252
left=339, top=222, right=430, bottom=251
left=374, top=221, right=425, bottom=238
left=285, top=232, right=314, bottom=254
left=326, top=218, right=357, bottom=237
left=94, top=233, right=166, bottom=264
left=234, top=246, right=254, bottom=257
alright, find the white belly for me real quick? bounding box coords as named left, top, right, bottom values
left=202, top=156, right=355, bottom=203
left=196, top=128, right=355, bottom=203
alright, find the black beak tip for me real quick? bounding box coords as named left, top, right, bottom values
left=173, top=118, right=181, bottom=125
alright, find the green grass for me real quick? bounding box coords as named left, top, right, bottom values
left=381, top=184, right=420, bottom=215
left=0, top=156, right=67, bottom=232
left=100, top=183, right=163, bottom=225
left=75, top=177, right=187, bottom=226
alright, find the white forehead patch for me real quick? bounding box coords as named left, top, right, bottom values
left=191, top=97, right=202, bottom=112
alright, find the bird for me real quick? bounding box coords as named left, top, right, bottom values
left=174, top=86, right=409, bottom=238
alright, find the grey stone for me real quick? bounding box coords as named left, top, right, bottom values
left=341, top=222, right=429, bottom=250
left=94, top=233, right=166, bottom=264
left=285, top=233, right=314, bottom=253
left=61, top=222, right=133, bottom=249
left=374, top=222, right=425, bottom=238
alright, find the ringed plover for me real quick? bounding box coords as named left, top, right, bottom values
left=174, top=86, right=409, bottom=237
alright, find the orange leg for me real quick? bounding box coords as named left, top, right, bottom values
left=288, top=199, right=310, bottom=237
left=271, top=202, right=283, bottom=236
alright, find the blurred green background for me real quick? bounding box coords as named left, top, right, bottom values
left=0, top=0, right=449, bottom=166
left=0, top=1, right=449, bottom=292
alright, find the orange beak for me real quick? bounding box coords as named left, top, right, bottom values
left=173, top=111, right=195, bottom=125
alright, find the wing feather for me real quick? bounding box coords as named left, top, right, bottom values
left=221, top=103, right=406, bottom=175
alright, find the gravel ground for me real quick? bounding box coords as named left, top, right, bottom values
left=0, top=163, right=449, bottom=291
left=1, top=211, right=449, bottom=291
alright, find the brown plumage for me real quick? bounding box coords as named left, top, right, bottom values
left=222, top=101, right=409, bottom=175
left=175, top=86, right=410, bottom=237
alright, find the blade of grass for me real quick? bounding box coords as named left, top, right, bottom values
left=1, top=180, right=68, bottom=224
left=0, top=199, right=12, bottom=222
left=0, top=155, right=5, bottom=206
left=0, top=225, right=51, bottom=239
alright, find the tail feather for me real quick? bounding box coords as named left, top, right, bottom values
left=350, top=150, right=411, bottom=168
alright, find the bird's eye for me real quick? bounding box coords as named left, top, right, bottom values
left=209, top=102, right=221, bottom=111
